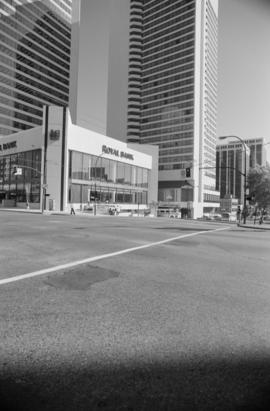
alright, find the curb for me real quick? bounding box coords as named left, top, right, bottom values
left=238, top=223, right=270, bottom=230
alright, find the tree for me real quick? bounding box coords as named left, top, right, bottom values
left=247, top=165, right=270, bottom=209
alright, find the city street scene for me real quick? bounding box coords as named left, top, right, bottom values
left=1, top=0, right=270, bottom=410
left=0, top=211, right=270, bottom=410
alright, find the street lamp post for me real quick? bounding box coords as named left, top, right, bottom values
left=219, top=135, right=248, bottom=224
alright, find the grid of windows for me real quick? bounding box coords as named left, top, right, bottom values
left=0, top=149, right=41, bottom=203
left=68, top=151, right=149, bottom=205
left=201, top=0, right=218, bottom=180
left=0, top=0, right=71, bottom=136
left=127, top=0, right=195, bottom=171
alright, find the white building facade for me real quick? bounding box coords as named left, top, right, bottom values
left=0, top=106, right=158, bottom=213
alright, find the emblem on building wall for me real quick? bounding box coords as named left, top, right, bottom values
left=49, top=130, right=60, bottom=141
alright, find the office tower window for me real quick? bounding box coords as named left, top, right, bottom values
left=0, top=0, right=71, bottom=136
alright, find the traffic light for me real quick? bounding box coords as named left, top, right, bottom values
left=246, top=194, right=255, bottom=202
left=185, top=167, right=191, bottom=178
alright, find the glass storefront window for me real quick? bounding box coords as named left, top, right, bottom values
left=32, top=151, right=41, bottom=178
left=70, top=183, right=81, bottom=203
left=82, top=154, right=91, bottom=180
left=131, top=166, right=136, bottom=186
left=124, top=164, right=132, bottom=185
left=10, top=154, right=18, bottom=184
left=107, top=159, right=116, bottom=183
left=70, top=151, right=149, bottom=189
left=71, top=151, right=83, bottom=179
left=116, top=189, right=132, bottom=203
left=0, top=149, right=41, bottom=204
left=100, top=188, right=113, bottom=203
left=142, top=168, right=148, bottom=188
left=135, top=191, right=147, bottom=204
left=181, top=188, right=193, bottom=201
left=68, top=151, right=150, bottom=205
left=136, top=167, right=143, bottom=187
left=3, top=157, right=10, bottom=184
left=82, top=184, right=90, bottom=203
left=116, top=162, right=125, bottom=184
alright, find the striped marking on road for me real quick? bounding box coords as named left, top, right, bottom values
left=0, top=226, right=230, bottom=286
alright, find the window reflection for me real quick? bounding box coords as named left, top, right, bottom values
left=68, top=150, right=150, bottom=205
left=0, top=149, right=41, bottom=203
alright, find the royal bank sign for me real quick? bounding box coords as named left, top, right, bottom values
left=102, top=145, right=134, bottom=160
left=0, top=141, right=17, bottom=151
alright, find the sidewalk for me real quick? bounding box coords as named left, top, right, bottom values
left=0, top=207, right=41, bottom=214
left=238, top=221, right=270, bottom=230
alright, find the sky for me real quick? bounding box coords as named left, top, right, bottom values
left=218, top=0, right=270, bottom=154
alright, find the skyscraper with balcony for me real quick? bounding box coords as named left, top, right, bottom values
left=0, top=0, right=72, bottom=136
left=126, top=0, right=219, bottom=218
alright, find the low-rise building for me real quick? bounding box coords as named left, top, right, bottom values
left=0, top=106, right=158, bottom=213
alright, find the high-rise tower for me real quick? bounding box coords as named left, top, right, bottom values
left=68, top=0, right=219, bottom=218
left=0, top=0, right=72, bottom=136
left=127, top=0, right=219, bottom=218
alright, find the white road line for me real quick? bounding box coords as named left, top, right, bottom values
left=0, top=226, right=230, bottom=286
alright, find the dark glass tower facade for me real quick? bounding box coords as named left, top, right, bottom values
left=0, top=0, right=71, bottom=136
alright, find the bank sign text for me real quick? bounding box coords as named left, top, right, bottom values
left=102, top=145, right=134, bottom=160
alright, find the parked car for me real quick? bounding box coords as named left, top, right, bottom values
left=203, top=213, right=222, bottom=221
left=169, top=212, right=181, bottom=219
left=221, top=212, right=236, bottom=222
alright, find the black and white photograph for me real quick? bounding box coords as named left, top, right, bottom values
left=0, top=0, right=270, bottom=409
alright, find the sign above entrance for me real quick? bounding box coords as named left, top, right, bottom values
left=0, top=141, right=17, bottom=151
left=102, top=145, right=134, bottom=161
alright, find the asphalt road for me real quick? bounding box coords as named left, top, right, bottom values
left=1, top=212, right=270, bottom=410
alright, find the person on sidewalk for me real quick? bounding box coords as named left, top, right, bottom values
left=70, top=204, right=76, bottom=215
left=259, top=209, right=265, bottom=225
left=236, top=207, right=241, bottom=225
left=253, top=210, right=257, bottom=224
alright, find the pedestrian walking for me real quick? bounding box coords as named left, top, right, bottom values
left=259, top=209, right=264, bottom=225
left=236, top=206, right=241, bottom=225
left=70, top=204, right=76, bottom=215
left=253, top=209, right=258, bottom=224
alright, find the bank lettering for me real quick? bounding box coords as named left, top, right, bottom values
left=102, top=145, right=134, bottom=160
left=0, top=141, right=17, bottom=151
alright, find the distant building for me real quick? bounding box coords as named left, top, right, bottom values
left=244, top=138, right=267, bottom=168
left=220, top=195, right=239, bottom=213
left=0, top=0, right=72, bottom=136
left=216, top=136, right=267, bottom=204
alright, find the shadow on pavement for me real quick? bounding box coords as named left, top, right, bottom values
left=1, top=355, right=270, bottom=410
